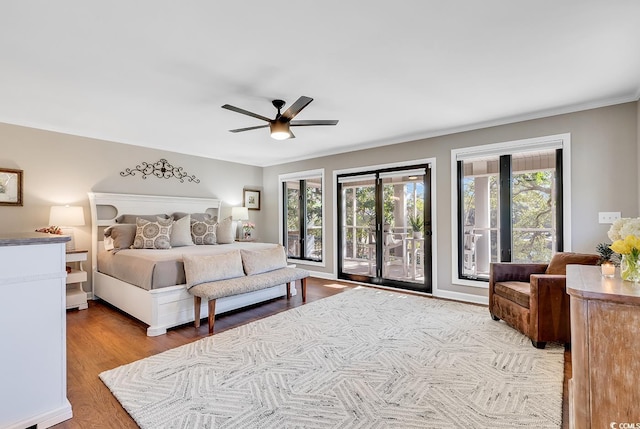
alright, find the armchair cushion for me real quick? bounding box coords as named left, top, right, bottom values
left=545, top=252, right=600, bottom=275
left=494, top=281, right=530, bottom=309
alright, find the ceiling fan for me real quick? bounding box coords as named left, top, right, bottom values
left=221, top=96, right=338, bottom=140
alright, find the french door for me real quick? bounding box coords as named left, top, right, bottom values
left=337, top=165, right=431, bottom=293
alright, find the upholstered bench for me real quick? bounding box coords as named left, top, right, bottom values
left=184, top=246, right=309, bottom=334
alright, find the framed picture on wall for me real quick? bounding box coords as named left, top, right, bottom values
left=243, top=189, right=261, bottom=210
left=0, top=168, right=23, bottom=206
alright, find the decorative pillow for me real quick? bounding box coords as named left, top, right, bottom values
left=104, top=224, right=137, bottom=249
left=183, top=250, right=245, bottom=288
left=216, top=216, right=234, bottom=244
left=190, top=218, right=217, bottom=245
left=170, top=214, right=194, bottom=247
left=241, top=246, right=287, bottom=275
left=545, top=252, right=600, bottom=275
left=132, top=217, right=173, bottom=249
left=116, top=213, right=168, bottom=224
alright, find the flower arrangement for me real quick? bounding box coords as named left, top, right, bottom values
left=608, top=218, right=640, bottom=282
left=242, top=222, right=255, bottom=238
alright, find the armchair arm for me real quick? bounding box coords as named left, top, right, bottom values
left=529, top=274, right=571, bottom=343
left=489, top=263, right=549, bottom=284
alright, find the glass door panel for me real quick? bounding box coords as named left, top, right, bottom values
left=338, top=167, right=431, bottom=293
left=380, top=170, right=425, bottom=284
left=340, top=175, right=376, bottom=277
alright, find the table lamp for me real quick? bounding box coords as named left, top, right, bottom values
left=49, top=205, right=85, bottom=250
left=231, top=206, right=249, bottom=240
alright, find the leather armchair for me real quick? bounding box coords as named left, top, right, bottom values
left=489, top=253, right=600, bottom=349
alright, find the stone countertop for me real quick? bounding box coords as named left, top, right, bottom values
left=0, top=232, right=70, bottom=247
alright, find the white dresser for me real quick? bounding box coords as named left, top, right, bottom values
left=0, top=233, right=73, bottom=429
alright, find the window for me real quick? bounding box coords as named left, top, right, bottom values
left=280, top=170, right=323, bottom=263
left=452, top=134, right=570, bottom=283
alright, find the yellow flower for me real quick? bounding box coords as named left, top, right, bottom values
left=610, top=235, right=640, bottom=255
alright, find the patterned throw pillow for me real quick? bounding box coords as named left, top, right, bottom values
left=132, top=217, right=173, bottom=249
left=190, top=218, right=217, bottom=245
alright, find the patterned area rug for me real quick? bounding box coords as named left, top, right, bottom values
left=100, top=287, right=564, bottom=428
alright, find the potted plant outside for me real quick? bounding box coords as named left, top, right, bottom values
left=408, top=214, right=424, bottom=239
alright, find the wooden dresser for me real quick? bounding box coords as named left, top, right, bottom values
left=0, top=232, right=73, bottom=429
left=567, top=264, right=640, bottom=429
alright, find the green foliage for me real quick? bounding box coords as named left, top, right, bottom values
left=408, top=214, right=424, bottom=233
left=462, top=168, right=555, bottom=264
left=511, top=171, right=553, bottom=263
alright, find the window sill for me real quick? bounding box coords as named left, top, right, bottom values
left=453, top=277, right=489, bottom=289
left=287, top=258, right=325, bottom=268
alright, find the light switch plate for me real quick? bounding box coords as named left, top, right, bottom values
left=598, top=212, right=621, bottom=224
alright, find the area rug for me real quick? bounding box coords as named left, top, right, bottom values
left=100, top=287, right=564, bottom=428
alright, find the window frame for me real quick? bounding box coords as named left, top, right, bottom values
left=279, top=169, right=325, bottom=267
left=450, top=133, right=572, bottom=289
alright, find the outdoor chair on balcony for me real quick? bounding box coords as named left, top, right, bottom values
left=366, top=229, right=405, bottom=277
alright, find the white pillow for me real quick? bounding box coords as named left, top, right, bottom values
left=216, top=216, right=235, bottom=244
left=171, top=214, right=194, bottom=247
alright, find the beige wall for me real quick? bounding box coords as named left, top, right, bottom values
left=0, top=122, right=263, bottom=293
left=263, top=102, right=639, bottom=299
left=2, top=101, right=638, bottom=301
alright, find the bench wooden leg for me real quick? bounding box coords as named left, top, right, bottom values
left=208, top=299, right=217, bottom=335
left=194, top=296, right=201, bottom=328
left=301, top=277, right=307, bottom=302
left=286, top=282, right=291, bottom=299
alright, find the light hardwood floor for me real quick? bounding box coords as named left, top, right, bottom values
left=54, top=278, right=569, bottom=428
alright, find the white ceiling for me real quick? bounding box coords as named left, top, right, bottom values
left=1, top=1, right=639, bottom=167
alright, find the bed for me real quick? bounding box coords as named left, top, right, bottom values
left=88, top=192, right=293, bottom=336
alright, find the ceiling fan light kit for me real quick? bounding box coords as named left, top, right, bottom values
left=222, top=96, right=338, bottom=140
left=269, top=121, right=292, bottom=140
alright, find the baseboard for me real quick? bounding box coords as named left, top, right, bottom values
left=306, top=270, right=489, bottom=306
left=434, top=289, right=489, bottom=306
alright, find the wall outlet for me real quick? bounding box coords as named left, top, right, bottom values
left=598, top=212, right=621, bottom=224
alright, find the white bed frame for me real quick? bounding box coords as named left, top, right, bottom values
left=88, top=192, right=290, bottom=336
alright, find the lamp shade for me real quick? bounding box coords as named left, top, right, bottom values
left=231, top=206, right=249, bottom=221
left=49, top=205, right=85, bottom=226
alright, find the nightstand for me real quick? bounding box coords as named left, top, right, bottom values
left=66, top=249, right=88, bottom=310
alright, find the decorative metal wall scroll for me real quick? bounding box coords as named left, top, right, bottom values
left=120, top=159, right=200, bottom=183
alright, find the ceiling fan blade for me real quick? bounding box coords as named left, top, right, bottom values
left=229, top=124, right=269, bottom=133
left=280, top=96, right=313, bottom=121
left=222, top=104, right=272, bottom=122
left=290, top=119, right=339, bottom=127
